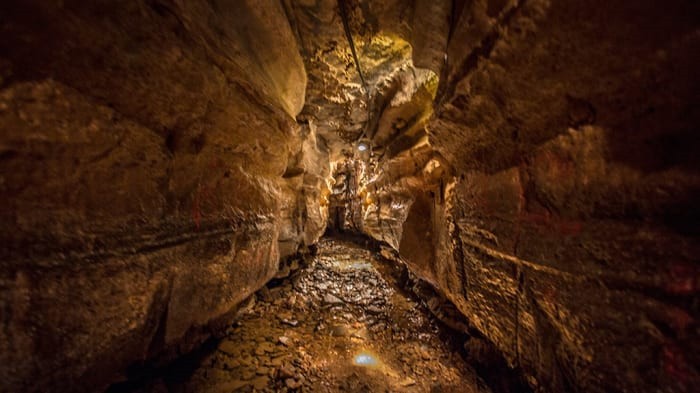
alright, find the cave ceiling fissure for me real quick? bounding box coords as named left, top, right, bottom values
left=291, top=0, right=440, bottom=173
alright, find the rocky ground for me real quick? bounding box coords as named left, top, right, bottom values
left=121, top=238, right=490, bottom=393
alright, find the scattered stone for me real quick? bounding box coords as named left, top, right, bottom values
left=278, top=312, right=293, bottom=320
left=224, top=358, right=241, bottom=369
left=218, top=340, right=238, bottom=355
left=180, top=239, right=484, bottom=393
left=323, top=293, right=344, bottom=305
left=275, top=265, right=291, bottom=279
left=329, top=324, right=349, bottom=336
left=285, top=378, right=302, bottom=389
left=258, top=342, right=275, bottom=353
left=281, top=318, right=299, bottom=327
left=270, top=356, right=286, bottom=366
left=251, top=376, right=269, bottom=390
left=289, top=259, right=300, bottom=271
left=256, top=367, right=270, bottom=375
left=258, top=286, right=272, bottom=302
left=278, top=364, right=296, bottom=379
left=241, top=369, right=256, bottom=380
left=380, top=248, right=395, bottom=261
left=366, top=305, right=383, bottom=314
left=237, top=296, right=256, bottom=315
left=268, top=286, right=283, bottom=299
left=350, top=329, right=368, bottom=340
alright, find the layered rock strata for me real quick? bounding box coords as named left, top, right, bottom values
left=349, top=1, right=700, bottom=391
left=0, top=1, right=328, bottom=391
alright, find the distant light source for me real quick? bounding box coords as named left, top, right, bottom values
left=357, top=142, right=368, bottom=152
left=353, top=353, right=378, bottom=366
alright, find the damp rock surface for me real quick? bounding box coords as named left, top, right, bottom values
left=178, top=239, right=488, bottom=393
left=0, top=2, right=327, bottom=391
left=0, top=1, right=698, bottom=392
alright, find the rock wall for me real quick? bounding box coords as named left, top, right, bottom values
left=1, top=0, right=698, bottom=392
left=356, top=0, right=700, bottom=391
left=0, top=1, right=328, bottom=391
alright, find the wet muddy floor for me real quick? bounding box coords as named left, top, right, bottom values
left=122, top=239, right=491, bottom=393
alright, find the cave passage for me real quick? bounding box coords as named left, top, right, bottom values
left=123, top=238, right=489, bottom=393
left=108, top=237, right=529, bottom=393
left=1, top=1, right=698, bottom=392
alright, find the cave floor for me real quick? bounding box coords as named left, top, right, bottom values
left=147, top=239, right=489, bottom=393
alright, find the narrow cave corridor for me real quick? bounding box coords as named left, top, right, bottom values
left=110, top=239, right=499, bottom=393
left=1, top=1, right=699, bottom=392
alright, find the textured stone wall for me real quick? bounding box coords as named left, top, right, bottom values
left=0, top=1, right=327, bottom=391
left=389, top=0, right=700, bottom=391
left=1, top=0, right=698, bottom=392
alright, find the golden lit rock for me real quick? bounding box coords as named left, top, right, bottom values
left=0, top=0, right=697, bottom=392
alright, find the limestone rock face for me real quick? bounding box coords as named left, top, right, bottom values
left=278, top=124, right=331, bottom=259
left=285, top=0, right=419, bottom=162
left=0, top=1, right=327, bottom=391
left=331, top=0, right=699, bottom=392
left=1, top=0, right=699, bottom=392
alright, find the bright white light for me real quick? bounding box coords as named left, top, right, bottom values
left=353, top=353, right=378, bottom=366
left=357, top=143, right=368, bottom=152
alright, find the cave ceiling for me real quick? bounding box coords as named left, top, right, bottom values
left=286, top=0, right=438, bottom=165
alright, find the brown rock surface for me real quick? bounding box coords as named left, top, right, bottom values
left=0, top=1, right=325, bottom=391
left=351, top=1, right=700, bottom=392
left=182, top=239, right=487, bottom=393
left=1, top=0, right=698, bottom=392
